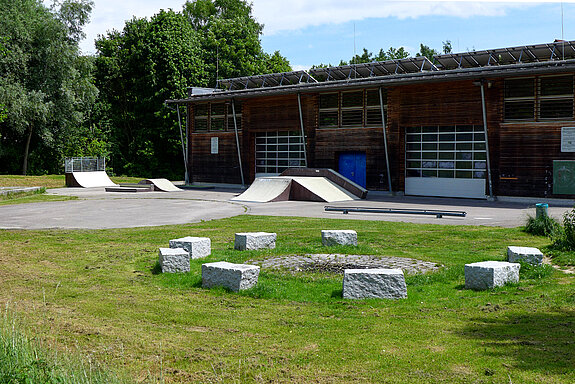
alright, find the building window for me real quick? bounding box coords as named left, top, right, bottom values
left=319, top=93, right=339, bottom=127
left=318, top=89, right=386, bottom=128
left=194, top=104, right=209, bottom=132
left=504, top=75, right=574, bottom=121
left=210, top=103, right=226, bottom=131
left=539, top=75, right=574, bottom=119
left=193, top=101, right=242, bottom=133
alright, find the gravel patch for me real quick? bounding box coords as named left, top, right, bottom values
left=247, top=254, right=441, bottom=275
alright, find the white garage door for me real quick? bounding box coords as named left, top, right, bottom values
left=255, top=131, right=306, bottom=177
left=405, top=125, right=487, bottom=199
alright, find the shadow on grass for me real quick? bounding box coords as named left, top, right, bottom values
left=460, top=309, right=575, bottom=373
left=330, top=289, right=343, bottom=298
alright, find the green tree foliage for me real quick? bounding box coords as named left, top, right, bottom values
left=340, top=46, right=410, bottom=65
left=96, top=0, right=290, bottom=178
left=416, top=43, right=439, bottom=61
left=183, top=0, right=290, bottom=86
left=442, top=40, right=453, bottom=54
left=96, top=10, right=206, bottom=178
left=0, top=0, right=97, bottom=175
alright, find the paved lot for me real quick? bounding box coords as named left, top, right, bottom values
left=0, top=186, right=571, bottom=229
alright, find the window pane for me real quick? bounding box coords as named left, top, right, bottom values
left=342, top=91, right=363, bottom=107
left=407, top=161, right=421, bottom=168
left=422, top=152, right=437, bottom=159
left=210, top=118, right=225, bottom=131
left=319, top=111, right=338, bottom=127
left=407, top=143, right=421, bottom=151
left=422, top=143, right=437, bottom=150
left=407, top=169, right=421, bottom=177
left=195, top=104, right=208, bottom=117
left=541, top=75, right=573, bottom=96
left=456, top=161, right=472, bottom=169
left=366, top=89, right=382, bottom=106
left=319, top=93, right=338, bottom=109
left=456, top=171, right=472, bottom=178
left=439, top=152, right=454, bottom=160
left=505, top=78, right=534, bottom=98
left=422, top=170, right=437, bottom=177
left=406, top=127, right=421, bottom=134
left=211, top=103, right=226, bottom=116
left=407, top=152, right=421, bottom=160
left=438, top=161, right=455, bottom=169
left=540, top=99, right=574, bottom=119
left=366, top=109, right=383, bottom=125
left=341, top=110, right=363, bottom=126
left=439, top=170, right=454, bottom=178
left=422, top=161, right=437, bottom=168
left=194, top=118, right=207, bottom=132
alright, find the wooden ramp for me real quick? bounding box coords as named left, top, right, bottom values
left=231, top=176, right=358, bottom=203
left=66, top=171, right=117, bottom=188
left=139, top=179, right=182, bottom=192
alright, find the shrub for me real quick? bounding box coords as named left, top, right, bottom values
left=552, top=207, right=575, bottom=251
left=524, top=214, right=561, bottom=237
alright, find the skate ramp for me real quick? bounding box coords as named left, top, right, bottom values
left=231, top=177, right=292, bottom=203
left=290, top=177, right=357, bottom=202
left=66, top=171, right=117, bottom=188
left=232, top=176, right=358, bottom=203
left=139, top=178, right=182, bottom=192
left=281, top=168, right=367, bottom=199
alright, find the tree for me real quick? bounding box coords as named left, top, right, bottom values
left=339, top=46, right=410, bottom=66
left=0, top=0, right=97, bottom=175
left=96, top=0, right=291, bottom=178
left=184, top=0, right=290, bottom=86
left=416, top=44, right=439, bottom=61
left=442, top=40, right=453, bottom=54
left=96, top=10, right=206, bottom=178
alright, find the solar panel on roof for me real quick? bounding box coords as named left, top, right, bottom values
left=309, top=56, right=438, bottom=82
left=216, top=70, right=317, bottom=90
left=433, top=40, right=575, bottom=70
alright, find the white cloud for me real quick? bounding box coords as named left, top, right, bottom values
left=251, top=0, right=551, bottom=35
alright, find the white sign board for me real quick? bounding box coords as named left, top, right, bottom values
left=561, top=127, right=575, bottom=152
left=211, top=137, right=219, bottom=154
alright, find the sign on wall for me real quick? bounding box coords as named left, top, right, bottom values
left=561, top=127, right=575, bottom=152
left=211, top=137, right=219, bottom=154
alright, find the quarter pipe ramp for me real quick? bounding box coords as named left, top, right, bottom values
left=139, top=178, right=182, bottom=192
left=231, top=176, right=358, bottom=203
left=66, top=171, right=117, bottom=188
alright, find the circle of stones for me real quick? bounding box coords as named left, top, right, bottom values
left=247, top=254, right=441, bottom=275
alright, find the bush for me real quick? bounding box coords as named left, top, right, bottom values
left=552, top=207, right=575, bottom=251
left=524, top=214, right=561, bottom=237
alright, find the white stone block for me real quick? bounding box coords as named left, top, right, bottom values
left=507, top=246, right=543, bottom=265
left=465, top=261, right=520, bottom=290
left=169, top=236, right=211, bottom=259
left=343, top=268, right=407, bottom=299
left=322, top=230, right=357, bottom=246
left=202, top=261, right=260, bottom=291
left=234, top=232, right=276, bottom=251
left=159, top=248, right=190, bottom=273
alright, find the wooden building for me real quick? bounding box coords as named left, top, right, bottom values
left=167, top=41, right=575, bottom=199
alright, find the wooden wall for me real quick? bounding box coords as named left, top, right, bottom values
left=187, top=75, right=575, bottom=198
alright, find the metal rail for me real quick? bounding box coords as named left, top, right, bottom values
left=324, top=206, right=467, bottom=218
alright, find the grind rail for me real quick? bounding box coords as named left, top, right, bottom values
left=324, top=206, right=467, bottom=218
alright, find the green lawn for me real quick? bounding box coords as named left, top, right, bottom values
left=0, top=175, right=146, bottom=189
left=0, top=216, right=572, bottom=383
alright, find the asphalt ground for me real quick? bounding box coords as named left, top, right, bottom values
left=0, top=186, right=571, bottom=229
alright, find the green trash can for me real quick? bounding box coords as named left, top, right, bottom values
left=535, top=203, right=548, bottom=219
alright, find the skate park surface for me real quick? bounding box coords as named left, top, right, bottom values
left=0, top=185, right=573, bottom=230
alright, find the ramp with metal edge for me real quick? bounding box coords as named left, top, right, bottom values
left=139, top=178, right=182, bottom=192
left=290, top=177, right=357, bottom=202
left=231, top=177, right=292, bottom=202
left=280, top=168, right=367, bottom=199
left=66, top=171, right=117, bottom=188
left=232, top=176, right=358, bottom=203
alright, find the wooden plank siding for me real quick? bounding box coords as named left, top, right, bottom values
left=185, top=74, right=575, bottom=198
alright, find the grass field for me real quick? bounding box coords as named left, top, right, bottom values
left=0, top=175, right=145, bottom=189
left=0, top=216, right=573, bottom=383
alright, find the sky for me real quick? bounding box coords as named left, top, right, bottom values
left=46, top=0, right=575, bottom=70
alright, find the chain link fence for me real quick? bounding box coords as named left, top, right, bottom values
left=64, top=157, right=106, bottom=173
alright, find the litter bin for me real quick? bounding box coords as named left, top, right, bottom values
left=535, top=203, right=548, bottom=219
